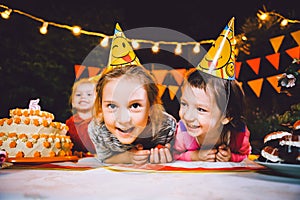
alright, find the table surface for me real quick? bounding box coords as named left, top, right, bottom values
left=1, top=157, right=300, bottom=200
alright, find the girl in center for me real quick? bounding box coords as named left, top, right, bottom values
left=88, top=65, right=177, bottom=164
left=173, top=68, right=251, bottom=162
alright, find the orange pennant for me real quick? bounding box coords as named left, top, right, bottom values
left=246, top=58, right=261, bottom=75
left=74, top=65, right=86, bottom=79
left=269, top=35, right=285, bottom=53
left=157, top=84, right=167, bottom=98
left=248, top=78, right=264, bottom=98
left=235, top=61, right=242, bottom=79
left=170, top=69, right=186, bottom=85
left=151, top=70, right=169, bottom=85
left=168, top=85, right=179, bottom=100
left=265, top=53, right=280, bottom=70
left=266, top=74, right=281, bottom=93
left=290, top=30, right=300, bottom=46
left=285, top=46, right=300, bottom=60
left=88, top=66, right=101, bottom=77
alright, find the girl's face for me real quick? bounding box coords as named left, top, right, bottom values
left=179, top=83, right=224, bottom=138
left=101, top=76, right=151, bottom=144
left=72, top=83, right=96, bottom=112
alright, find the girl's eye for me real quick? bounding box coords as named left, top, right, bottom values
left=180, top=101, right=187, bottom=107
left=130, top=103, right=141, bottom=109
left=87, top=93, right=93, bottom=96
left=107, top=104, right=117, bottom=110
left=197, top=107, right=207, bottom=112
left=75, top=93, right=81, bottom=97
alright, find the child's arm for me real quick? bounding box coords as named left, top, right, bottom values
left=104, top=149, right=150, bottom=164
left=229, top=127, right=252, bottom=162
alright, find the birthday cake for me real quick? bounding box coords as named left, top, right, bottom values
left=0, top=99, right=73, bottom=158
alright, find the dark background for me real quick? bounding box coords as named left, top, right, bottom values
left=0, top=0, right=299, bottom=152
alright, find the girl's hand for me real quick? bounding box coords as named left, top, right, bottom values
left=130, top=144, right=150, bottom=165
left=197, top=148, right=218, bottom=162
left=216, top=144, right=231, bottom=162
left=149, top=143, right=173, bottom=163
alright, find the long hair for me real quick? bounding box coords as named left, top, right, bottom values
left=94, top=65, right=165, bottom=137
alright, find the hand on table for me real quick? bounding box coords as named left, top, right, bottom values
left=130, top=144, right=150, bottom=165
left=216, top=144, right=231, bottom=162
left=196, top=148, right=218, bottom=162
left=149, top=143, right=173, bottom=164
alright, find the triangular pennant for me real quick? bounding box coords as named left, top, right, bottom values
left=269, top=35, right=285, bottom=53
left=266, top=74, right=281, bottom=93
left=170, top=69, right=186, bottom=85
left=157, top=84, right=167, bottom=98
left=88, top=66, right=101, bottom=77
left=285, top=46, right=300, bottom=60
left=106, top=23, right=141, bottom=72
left=151, top=69, right=169, bottom=85
left=290, top=30, right=300, bottom=46
left=246, top=58, right=261, bottom=75
left=196, top=17, right=236, bottom=80
left=74, top=65, right=86, bottom=79
left=265, top=53, right=280, bottom=70
left=235, top=61, right=242, bottom=79
left=168, top=85, right=179, bottom=100
left=247, top=78, right=264, bottom=98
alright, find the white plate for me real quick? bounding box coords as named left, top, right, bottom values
left=255, top=160, right=300, bottom=178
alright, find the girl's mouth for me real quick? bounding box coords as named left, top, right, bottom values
left=116, top=127, right=134, bottom=134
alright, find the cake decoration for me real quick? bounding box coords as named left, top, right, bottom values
left=29, top=98, right=41, bottom=110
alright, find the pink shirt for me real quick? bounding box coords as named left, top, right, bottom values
left=173, top=121, right=251, bottom=162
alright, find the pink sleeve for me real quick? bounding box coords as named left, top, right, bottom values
left=230, top=126, right=252, bottom=162
left=172, top=123, right=193, bottom=161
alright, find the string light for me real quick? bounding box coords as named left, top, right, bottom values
left=1, top=4, right=299, bottom=56
left=39, top=22, right=48, bottom=34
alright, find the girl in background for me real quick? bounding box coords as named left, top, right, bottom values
left=88, top=65, right=176, bottom=164
left=173, top=68, right=251, bottom=162
left=66, top=78, right=97, bottom=156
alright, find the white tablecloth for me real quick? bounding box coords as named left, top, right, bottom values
left=1, top=158, right=300, bottom=200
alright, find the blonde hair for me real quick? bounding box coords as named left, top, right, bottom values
left=94, top=65, right=165, bottom=137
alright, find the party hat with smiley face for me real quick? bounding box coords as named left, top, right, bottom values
left=107, top=23, right=141, bottom=70
left=196, top=17, right=236, bottom=80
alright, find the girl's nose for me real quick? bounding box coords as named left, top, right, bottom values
left=116, top=108, right=131, bottom=124
left=183, top=107, right=196, bottom=121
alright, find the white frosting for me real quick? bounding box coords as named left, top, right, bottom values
left=264, top=131, right=292, bottom=143
left=279, top=135, right=300, bottom=147
left=261, top=148, right=283, bottom=162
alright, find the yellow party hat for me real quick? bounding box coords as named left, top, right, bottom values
left=107, top=23, right=141, bottom=70
left=196, top=17, right=236, bottom=80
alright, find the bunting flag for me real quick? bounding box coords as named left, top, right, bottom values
left=107, top=23, right=141, bottom=69
left=151, top=69, right=169, bottom=85
left=170, top=69, right=186, bottom=85
left=247, top=78, right=264, bottom=98
left=246, top=57, right=261, bottom=75
left=269, top=35, right=285, bottom=53
left=74, top=65, right=86, bottom=79
left=157, top=84, right=167, bottom=98
left=196, top=17, right=236, bottom=80
left=88, top=66, right=101, bottom=78
left=235, top=61, right=242, bottom=79
left=285, top=46, right=300, bottom=60
left=265, top=53, right=280, bottom=70
left=266, top=74, right=281, bottom=93
left=168, top=85, right=180, bottom=100
left=290, top=30, right=300, bottom=46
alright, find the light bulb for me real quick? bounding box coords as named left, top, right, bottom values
left=174, top=44, right=182, bottom=55
left=193, top=43, right=200, bottom=53
left=1, top=9, right=12, bottom=19
left=152, top=43, right=159, bottom=53
left=100, top=37, right=109, bottom=47
left=39, top=22, right=48, bottom=34
left=131, top=40, right=140, bottom=49
left=72, top=26, right=81, bottom=36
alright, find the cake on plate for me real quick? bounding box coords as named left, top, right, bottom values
left=0, top=99, right=74, bottom=158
